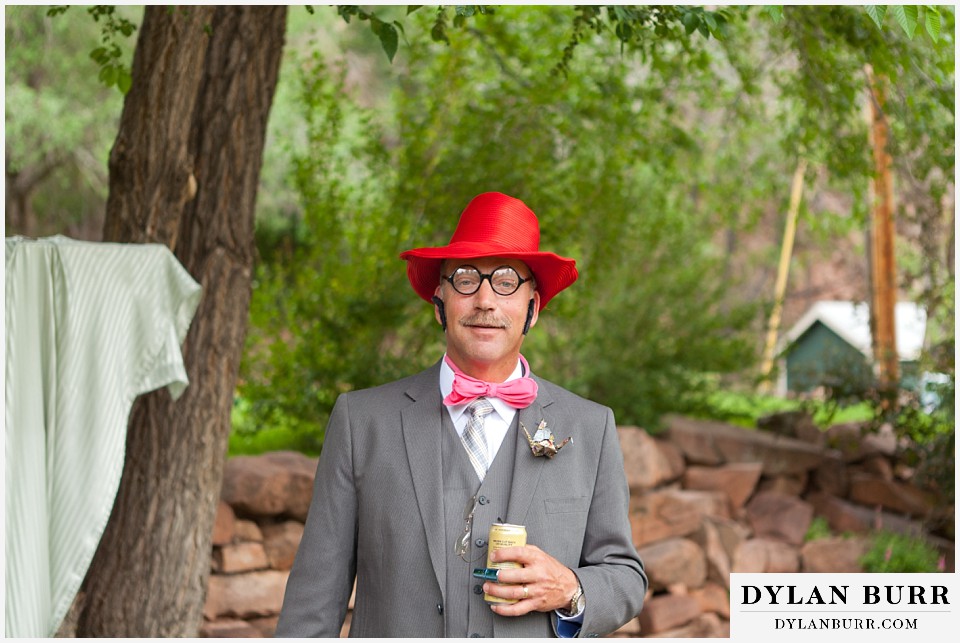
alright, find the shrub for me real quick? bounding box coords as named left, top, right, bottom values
left=804, top=516, right=833, bottom=542
left=860, top=531, right=942, bottom=573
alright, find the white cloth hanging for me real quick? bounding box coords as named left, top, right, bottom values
left=5, top=235, right=202, bottom=637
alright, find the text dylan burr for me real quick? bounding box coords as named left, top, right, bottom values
left=742, top=584, right=949, bottom=606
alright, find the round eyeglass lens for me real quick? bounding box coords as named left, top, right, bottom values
left=450, top=267, right=482, bottom=294
left=489, top=267, right=521, bottom=295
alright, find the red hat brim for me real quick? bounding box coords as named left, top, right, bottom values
left=401, top=244, right=577, bottom=311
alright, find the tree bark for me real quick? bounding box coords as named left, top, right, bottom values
left=76, top=6, right=286, bottom=636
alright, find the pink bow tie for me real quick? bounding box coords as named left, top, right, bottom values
left=443, top=355, right=539, bottom=409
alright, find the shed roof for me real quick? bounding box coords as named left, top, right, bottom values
left=780, top=300, right=927, bottom=361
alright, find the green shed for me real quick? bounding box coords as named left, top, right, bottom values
left=777, top=301, right=927, bottom=395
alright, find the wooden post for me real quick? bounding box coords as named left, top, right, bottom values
left=759, top=158, right=808, bottom=394
left=865, top=65, right=899, bottom=397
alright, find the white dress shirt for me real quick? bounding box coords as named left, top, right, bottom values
left=439, top=355, right=522, bottom=465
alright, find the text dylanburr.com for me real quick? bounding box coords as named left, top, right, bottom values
left=730, top=573, right=957, bottom=640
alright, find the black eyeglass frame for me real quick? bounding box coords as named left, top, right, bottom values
left=443, top=264, right=533, bottom=297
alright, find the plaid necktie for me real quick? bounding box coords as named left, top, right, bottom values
left=461, top=398, right=494, bottom=481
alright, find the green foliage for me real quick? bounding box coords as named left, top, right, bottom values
left=5, top=5, right=136, bottom=236
left=237, top=51, right=440, bottom=444
left=804, top=516, right=833, bottom=542
left=47, top=5, right=137, bottom=94
left=860, top=531, right=942, bottom=573
left=690, top=390, right=874, bottom=429
left=388, top=6, right=767, bottom=429
left=229, top=397, right=321, bottom=456
left=236, top=5, right=953, bottom=451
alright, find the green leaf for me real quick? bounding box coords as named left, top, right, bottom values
left=305, top=5, right=315, bottom=15
left=98, top=64, right=118, bottom=87
left=615, top=21, right=633, bottom=42
left=681, top=11, right=700, bottom=35
left=89, top=46, right=109, bottom=64
left=117, top=68, right=132, bottom=94
left=430, top=22, right=449, bottom=44
left=378, top=23, right=399, bottom=63
left=925, top=7, right=941, bottom=42
left=703, top=12, right=718, bottom=32
left=406, top=5, right=422, bottom=15
left=864, top=5, right=887, bottom=30
left=456, top=5, right=475, bottom=18
left=892, top=5, right=919, bottom=38
left=761, top=5, right=784, bottom=23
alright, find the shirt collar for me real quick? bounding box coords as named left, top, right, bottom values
left=439, top=354, right=524, bottom=423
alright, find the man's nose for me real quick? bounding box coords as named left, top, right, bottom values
left=473, top=278, right=498, bottom=308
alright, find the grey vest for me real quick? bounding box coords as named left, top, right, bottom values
left=441, top=408, right=520, bottom=638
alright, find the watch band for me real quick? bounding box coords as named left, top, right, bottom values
left=561, top=582, right=584, bottom=617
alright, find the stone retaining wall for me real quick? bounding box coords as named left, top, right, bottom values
left=201, top=415, right=954, bottom=638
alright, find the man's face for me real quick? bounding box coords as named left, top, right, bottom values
left=435, top=257, right=540, bottom=381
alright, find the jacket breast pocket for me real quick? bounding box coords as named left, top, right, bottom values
left=541, top=496, right=590, bottom=565
left=543, top=495, right=590, bottom=515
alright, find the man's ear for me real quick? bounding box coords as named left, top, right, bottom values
left=432, top=286, right=447, bottom=331
left=522, top=292, right=541, bottom=335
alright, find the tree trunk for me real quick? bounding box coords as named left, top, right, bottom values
left=76, top=6, right=286, bottom=636
left=5, top=148, right=64, bottom=237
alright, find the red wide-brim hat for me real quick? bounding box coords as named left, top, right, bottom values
left=400, top=192, right=578, bottom=310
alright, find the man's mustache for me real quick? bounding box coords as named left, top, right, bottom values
left=460, top=313, right=510, bottom=329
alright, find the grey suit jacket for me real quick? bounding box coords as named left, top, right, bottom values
left=276, top=361, right=646, bottom=637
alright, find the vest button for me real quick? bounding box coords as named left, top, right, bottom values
left=473, top=584, right=483, bottom=595
left=475, top=538, right=486, bottom=547
left=478, top=495, right=489, bottom=505
left=437, top=602, right=443, bottom=615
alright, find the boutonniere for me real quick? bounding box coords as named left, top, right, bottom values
left=520, top=419, right=572, bottom=459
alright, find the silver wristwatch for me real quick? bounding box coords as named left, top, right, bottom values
left=560, top=582, right=585, bottom=617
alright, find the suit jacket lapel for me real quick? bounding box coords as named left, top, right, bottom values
left=506, top=376, right=553, bottom=524
left=400, top=362, right=447, bottom=596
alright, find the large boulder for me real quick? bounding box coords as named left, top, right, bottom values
left=200, top=618, right=262, bottom=638
left=204, top=570, right=289, bottom=620
left=745, top=491, right=814, bottom=546
left=732, top=537, right=800, bottom=573
left=647, top=612, right=727, bottom=638
left=689, top=582, right=730, bottom=619
left=683, top=463, right=763, bottom=511
left=630, top=489, right=729, bottom=548
left=692, top=519, right=732, bottom=588
left=221, top=451, right=318, bottom=520
left=801, top=536, right=871, bottom=573
left=637, top=594, right=701, bottom=635
left=637, top=537, right=707, bottom=591
left=212, top=542, right=269, bottom=574
left=262, top=520, right=305, bottom=571
left=618, top=427, right=685, bottom=491
left=664, top=415, right=836, bottom=476
left=848, top=473, right=936, bottom=517
left=811, top=455, right=850, bottom=496
left=212, top=500, right=236, bottom=546
left=806, top=491, right=928, bottom=536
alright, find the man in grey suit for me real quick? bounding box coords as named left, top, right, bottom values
left=277, top=192, right=646, bottom=637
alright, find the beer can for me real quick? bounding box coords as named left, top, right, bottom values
left=484, top=523, right=527, bottom=603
